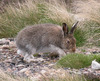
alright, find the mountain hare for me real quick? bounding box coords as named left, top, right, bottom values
left=16, top=22, right=78, bottom=62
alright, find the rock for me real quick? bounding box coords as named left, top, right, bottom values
left=40, top=70, right=46, bottom=74
left=48, top=63, right=55, bottom=67
left=7, top=68, right=12, bottom=72
left=36, top=58, right=44, bottom=62
left=85, top=52, right=91, bottom=55
left=4, top=59, right=12, bottom=63
left=0, top=38, right=10, bottom=45
left=24, top=70, right=32, bottom=76
left=83, top=71, right=89, bottom=74
left=19, top=68, right=28, bottom=73
left=8, top=38, right=14, bottom=41
left=92, top=51, right=98, bottom=54
left=9, top=41, right=16, bottom=48
left=17, top=64, right=25, bottom=67
left=2, top=45, right=10, bottom=49
left=0, top=41, right=4, bottom=45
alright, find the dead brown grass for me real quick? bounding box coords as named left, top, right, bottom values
left=73, top=0, right=100, bottom=46
left=40, top=69, right=87, bottom=81
left=0, top=69, right=31, bottom=81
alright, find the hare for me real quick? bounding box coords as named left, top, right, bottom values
left=15, top=21, right=78, bottom=62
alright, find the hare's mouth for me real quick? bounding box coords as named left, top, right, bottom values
left=70, top=48, right=76, bottom=52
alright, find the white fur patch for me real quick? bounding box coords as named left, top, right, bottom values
left=36, top=44, right=66, bottom=57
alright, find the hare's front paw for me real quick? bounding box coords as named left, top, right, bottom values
left=24, top=55, right=44, bottom=63
left=24, top=54, right=35, bottom=63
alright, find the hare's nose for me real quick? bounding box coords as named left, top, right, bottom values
left=70, top=47, right=76, bottom=52
left=72, top=48, right=76, bottom=52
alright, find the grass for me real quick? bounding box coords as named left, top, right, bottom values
left=0, top=69, right=31, bottom=81
left=40, top=69, right=86, bottom=81
left=0, top=67, right=87, bottom=81
left=57, top=53, right=100, bottom=69
left=73, top=0, right=100, bottom=46
left=0, top=0, right=100, bottom=47
left=0, top=0, right=87, bottom=47
left=83, top=21, right=100, bottom=46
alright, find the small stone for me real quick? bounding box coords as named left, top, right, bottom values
left=83, top=71, right=89, bottom=74
left=77, top=71, right=82, bottom=75
left=36, top=58, right=44, bottom=61
left=4, top=59, right=12, bottom=63
left=40, top=70, right=46, bottom=74
left=17, top=64, right=25, bottom=67
left=9, top=42, right=16, bottom=48
left=0, top=38, right=10, bottom=45
left=48, top=63, right=55, bottom=67
left=0, top=41, right=4, bottom=45
left=8, top=38, right=14, bottom=41
left=85, top=52, right=91, bottom=55
left=7, top=68, right=12, bottom=72
left=19, top=68, right=28, bottom=73
left=2, top=45, right=10, bottom=49
left=5, top=42, right=9, bottom=45
left=88, top=68, right=93, bottom=72
left=24, top=70, right=31, bottom=76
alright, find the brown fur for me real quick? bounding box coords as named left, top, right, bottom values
left=15, top=22, right=78, bottom=62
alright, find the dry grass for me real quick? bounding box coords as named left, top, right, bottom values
left=40, top=69, right=87, bottom=81
left=0, top=0, right=73, bottom=38
left=44, top=0, right=73, bottom=26
left=74, top=0, right=100, bottom=23
left=0, top=0, right=39, bottom=37
left=0, top=0, right=100, bottom=46
left=0, top=69, right=87, bottom=81
left=73, top=0, right=100, bottom=46
left=0, top=69, right=31, bottom=81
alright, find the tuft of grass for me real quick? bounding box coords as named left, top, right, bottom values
left=74, top=27, right=86, bottom=47
left=0, top=69, right=31, bottom=81
left=57, top=53, right=100, bottom=69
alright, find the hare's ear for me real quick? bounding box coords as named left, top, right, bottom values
left=70, top=21, right=79, bottom=34
left=62, top=23, right=69, bottom=36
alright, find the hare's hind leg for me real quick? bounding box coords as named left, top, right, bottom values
left=24, top=53, right=35, bottom=63
left=49, top=44, right=66, bottom=58
left=38, top=44, right=66, bottom=58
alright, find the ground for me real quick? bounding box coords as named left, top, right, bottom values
left=0, top=38, right=100, bottom=80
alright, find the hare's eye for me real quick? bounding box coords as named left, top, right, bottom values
left=66, top=41, right=70, bottom=44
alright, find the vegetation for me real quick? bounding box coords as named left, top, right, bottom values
left=0, top=69, right=31, bottom=81
left=57, top=53, right=100, bottom=69
left=40, top=69, right=86, bottom=81
left=0, top=0, right=100, bottom=47
left=73, top=0, right=100, bottom=46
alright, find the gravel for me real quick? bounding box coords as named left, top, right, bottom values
left=0, top=38, right=100, bottom=80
